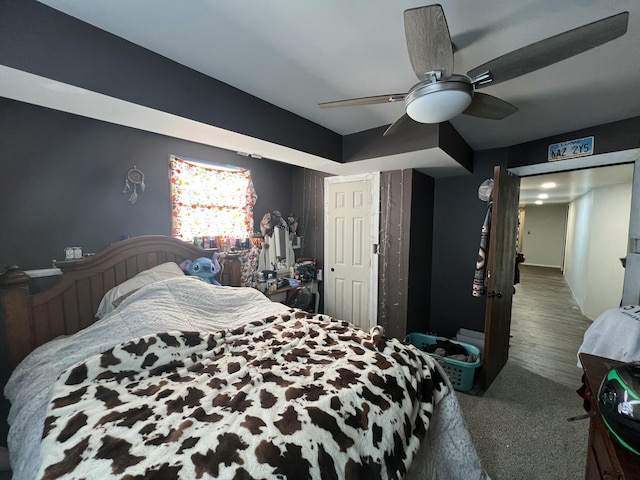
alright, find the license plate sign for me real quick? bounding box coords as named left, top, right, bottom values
left=548, top=136, right=594, bottom=162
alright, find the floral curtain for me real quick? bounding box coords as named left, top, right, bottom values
left=170, top=156, right=257, bottom=241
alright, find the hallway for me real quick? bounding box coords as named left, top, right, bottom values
left=509, top=264, right=593, bottom=389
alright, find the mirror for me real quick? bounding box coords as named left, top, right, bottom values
left=258, top=211, right=295, bottom=276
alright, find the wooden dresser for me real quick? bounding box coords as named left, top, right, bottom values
left=580, top=353, right=640, bottom=479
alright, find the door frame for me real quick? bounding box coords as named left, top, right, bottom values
left=510, top=148, right=640, bottom=306
left=480, top=149, right=639, bottom=389
left=324, top=172, right=380, bottom=328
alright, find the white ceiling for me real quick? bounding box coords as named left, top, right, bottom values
left=11, top=1, right=640, bottom=202
left=519, top=163, right=633, bottom=207
left=36, top=0, right=640, bottom=152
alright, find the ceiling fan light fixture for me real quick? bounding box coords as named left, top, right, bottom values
left=405, top=75, right=472, bottom=124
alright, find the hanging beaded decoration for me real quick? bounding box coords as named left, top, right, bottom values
left=123, top=166, right=146, bottom=204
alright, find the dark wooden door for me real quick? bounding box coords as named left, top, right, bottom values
left=480, top=166, right=521, bottom=390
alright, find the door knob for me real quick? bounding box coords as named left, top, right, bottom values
left=330, top=268, right=335, bottom=272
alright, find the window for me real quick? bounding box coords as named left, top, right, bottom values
left=169, top=156, right=257, bottom=242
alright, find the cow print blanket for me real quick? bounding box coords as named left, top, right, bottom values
left=38, top=311, right=447, bottom=480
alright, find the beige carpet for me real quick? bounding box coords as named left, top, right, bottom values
left=456, top=361, right=589, bottom=480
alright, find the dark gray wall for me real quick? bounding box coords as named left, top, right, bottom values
left=407, top=171, right=435, bottom=334
left=0, top=0, right=476, bottom=170
left=430, top=149, right=510, bottom=338
left=3, top=0, right=639, bottom=450
left=291, top=168, right=328, bottom=312
left=0, top=0, right=334, bottom=446
left=509, top=117, right=640, bottom=168
left=428, top=115, right=640, bottom=339
left=0, top=97, right=307, bottom=445
left=0, top=98, right=296, bottom=271
left=0, top=0, right=342, bottom=162
left=291, top=169, right=327, bottom=264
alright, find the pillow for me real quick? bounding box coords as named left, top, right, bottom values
left=95, top=262, right=185, bottom=319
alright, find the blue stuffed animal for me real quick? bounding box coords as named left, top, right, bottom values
left=179, top=252, right=222, bottom=286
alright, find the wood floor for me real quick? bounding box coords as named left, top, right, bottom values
left=509, top=264, right=593, bottom=389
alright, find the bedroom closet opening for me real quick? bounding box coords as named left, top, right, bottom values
left=509, top=163, right=633, bottom=388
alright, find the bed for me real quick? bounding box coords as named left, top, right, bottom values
left=0, top=235, right=488, bottom=479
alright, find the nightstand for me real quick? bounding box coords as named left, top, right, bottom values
left=580, top=353, right=640, bottom=479
left=263, top=280, right=320, bottom=313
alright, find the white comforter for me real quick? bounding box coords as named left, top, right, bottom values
left=5, top=277, right=487, bottom=480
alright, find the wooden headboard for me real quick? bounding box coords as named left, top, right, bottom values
left=0, top=235, right=243, bottom=370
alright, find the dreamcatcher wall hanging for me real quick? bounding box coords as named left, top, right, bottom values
left=123, top=166, right=145, bottom=204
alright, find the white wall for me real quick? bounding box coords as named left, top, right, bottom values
left=622, top=159, right=640, bottom=305
left=584, top=183, right=632, bottom=317
left=564, top=191, right=594, bottom=310
left=564, top=183, right=631, bottom=319
left=521, top=204, right=567, bottom=267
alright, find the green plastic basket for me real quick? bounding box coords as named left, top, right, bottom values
left=406, top=333, right=481, bottom=392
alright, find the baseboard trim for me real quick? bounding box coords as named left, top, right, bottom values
left=521, top=263, right=561, bottom=269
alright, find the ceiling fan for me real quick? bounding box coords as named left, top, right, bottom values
left=318, top=5, right=629, bottom=136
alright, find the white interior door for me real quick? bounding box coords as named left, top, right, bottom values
left=324, top=173, right=379, bottom=330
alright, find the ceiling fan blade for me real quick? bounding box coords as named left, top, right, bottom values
left=463, top=92, right=517, bottom=120
left=318, top=94, right=406, bottom=109
left=383, top=113, right=413, bottom=136
left=468, top=11, right=629, bottom=88
left=404, top=5, right=454, bottom=81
